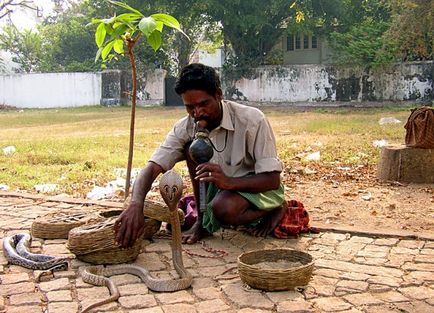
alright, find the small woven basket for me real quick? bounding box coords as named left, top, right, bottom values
left=32, top=210, right=103, bottom=239
left=237, top=248, right=314, bottom=291
left=68, top=215, right=160, bottom=264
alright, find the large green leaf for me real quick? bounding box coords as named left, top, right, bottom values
left=151, top=13, right=188, bottom=39
left=113, top=38, right=124, bottom=54
left=116, top=13, right=142, bottom=23
left=101, top=40, right=115, bottom=60
left=151, top=13, right=180, bottom=30
left=138, top=17, right=157, bottom=36
left=95, top=23, right=106, bottom=48
left=147, top=30, right=161, bottom=51
left=108, top=0, right=143, bottom=17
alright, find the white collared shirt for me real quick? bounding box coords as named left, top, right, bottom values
left=150, top=100, right=282, bottom=177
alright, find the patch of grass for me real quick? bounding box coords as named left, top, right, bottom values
left=0, top=105, right=413, bottom=196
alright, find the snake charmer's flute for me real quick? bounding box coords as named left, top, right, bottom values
left=189, top=124, right=214, bottom=213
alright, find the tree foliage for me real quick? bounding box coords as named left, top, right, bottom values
left=0, top=25, right=42, bottom=72
left=383, top=0, right=433, bottom=61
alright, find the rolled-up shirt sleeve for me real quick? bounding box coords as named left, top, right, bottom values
left=253, top=117, right=283, bottom=174
left=149, top=117, right=192, bottom=171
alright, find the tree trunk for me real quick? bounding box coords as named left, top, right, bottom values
left=377, top=144, right=434, bottom=183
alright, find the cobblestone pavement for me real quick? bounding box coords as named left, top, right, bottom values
left=0, top=191, right=433, bottom=313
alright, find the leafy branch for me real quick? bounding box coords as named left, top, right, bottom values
left=91, top=0, right=188, bottom=198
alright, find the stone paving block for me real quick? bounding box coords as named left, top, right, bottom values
left=192, top=286, right=222, bottom=300
left=394, top=300, right=434, bottom=312
left=402, top=271, right=434, bottom=285
left=238, top=309, right=271, bottom=313
left=38, top=277, right=70, bottom=292
left=0, top=272, right=30, bottom=284
left=363, top=305, right=401, bottom=313
left=190, top=277, right=215, bottom=289
left=336, top=241, right=366, bottom=256
left=118, top=282, right=149, bottom=296
left=402, top=262, right=434, bottom=272
left=199, top=264, right=228, bottom=277
left=312, top=297, right=352, bottom=312
left=385, top=254, right=414, bottom=268
left=222, top=282, right=274, bottom=310
left=42, top=244, right=71, bottom=256
left=0, top=281, right=35, bottom=295
left=390, top=247, right=420, bottom=255
left=372, top=291, right=409, bottom=303
left=397, top=240, right=424, bottom=249
left=118, top=294, right=157, bottom=309
left=315, top=259, right=403, bottom=277
left=398, top=286, right=434, bottom=300
left=161, top=303, right=197, bottom=313
left=354, top=257, right=387, bottom=265
left=313, top=268, right=343, bottom=279
left=129, top=307, right=164, bottom=313
left=266, top=290, right=304, bottom=303
left=155, top=290, right=194, bottom=304
left=348, top=236, right=374, bottom=244
left=277, top=298, right=314, bottom=313
left=373, top=238, right=399, bottom=246
left=368, top=284, right=393, bottom=293
left=309, top=275, right=338, bottom=297
left=366, top=275, right=403, bottom=287
left=47, top=302, right=79, bottom=313
left=46, top=289, right=73, bottom=302
left=135, top=252, right=166, bottom=271
left=76, top=285, right=110, bottom=301
left=335, top=280, right=369, bottom=292
left=343, top=292, right=384, bottom=306
left=339, top=272, right=371, bottom=281
left=414, top=254, right=434, bottom=263
left=320, top=232, right=350, bottom=241
left=195, top=298, right=231, bottom=313
left=110, top=273, right=142, bottom=286
left=5, top=304, right=44, bottom=313
left=9, top=292, right=42, bottom=306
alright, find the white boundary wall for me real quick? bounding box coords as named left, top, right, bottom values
left=0, top=72, right=102, bottom=108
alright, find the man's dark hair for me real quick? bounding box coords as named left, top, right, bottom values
left=174, top=63, right=221, bottom=96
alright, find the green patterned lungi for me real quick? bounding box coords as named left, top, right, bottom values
left=202, top=183, right=285, bottom=233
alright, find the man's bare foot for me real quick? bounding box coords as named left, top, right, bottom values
left=181, top=221, right=210, bottom=244
left=247, top=204, right=287, bottom=238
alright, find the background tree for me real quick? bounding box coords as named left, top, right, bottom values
left=205, top=0, right=293, bottom=74
left=0, top=25, right=42, bottom=72
left=383, top=0, right=433, bottom=61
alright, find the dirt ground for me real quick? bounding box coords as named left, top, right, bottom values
left=281, top=163, right=434, bottom=236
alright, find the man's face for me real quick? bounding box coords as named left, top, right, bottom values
left=181, top=89, right=223, bottom=130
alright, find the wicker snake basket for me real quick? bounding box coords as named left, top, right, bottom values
left=31, top=210, right=103, bottom=239
left=67, top=215, right=160, bottom=264
left=237, top=248, right=314, bottom=291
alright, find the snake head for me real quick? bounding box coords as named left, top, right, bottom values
left=159, top=170, right=184, bottom=211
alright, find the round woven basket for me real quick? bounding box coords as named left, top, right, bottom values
left=31, top=210, right=103, bottom=239
left=237, top=248, right=314, bottom=291
left=67, top=215, right=160, bottom=264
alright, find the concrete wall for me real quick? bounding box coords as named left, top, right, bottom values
left=226, top=61, right=433, bottom=103
left=0, top=70, right=166, bottom=108
left=0, top=72, right=102, bottom=108
left=1, top=62, right=432, bottom=108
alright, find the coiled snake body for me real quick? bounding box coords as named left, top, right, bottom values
left=2, top=233, right=69, bottom=271
left=80, top=170, right=193, bottom=313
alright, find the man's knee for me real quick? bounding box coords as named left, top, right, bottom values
left=212, top=192, right=247, bottom=225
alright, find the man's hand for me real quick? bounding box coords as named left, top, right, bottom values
left=113, top=202, right=145, bottom=248
left=195, top=162, right=233, bottom=190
